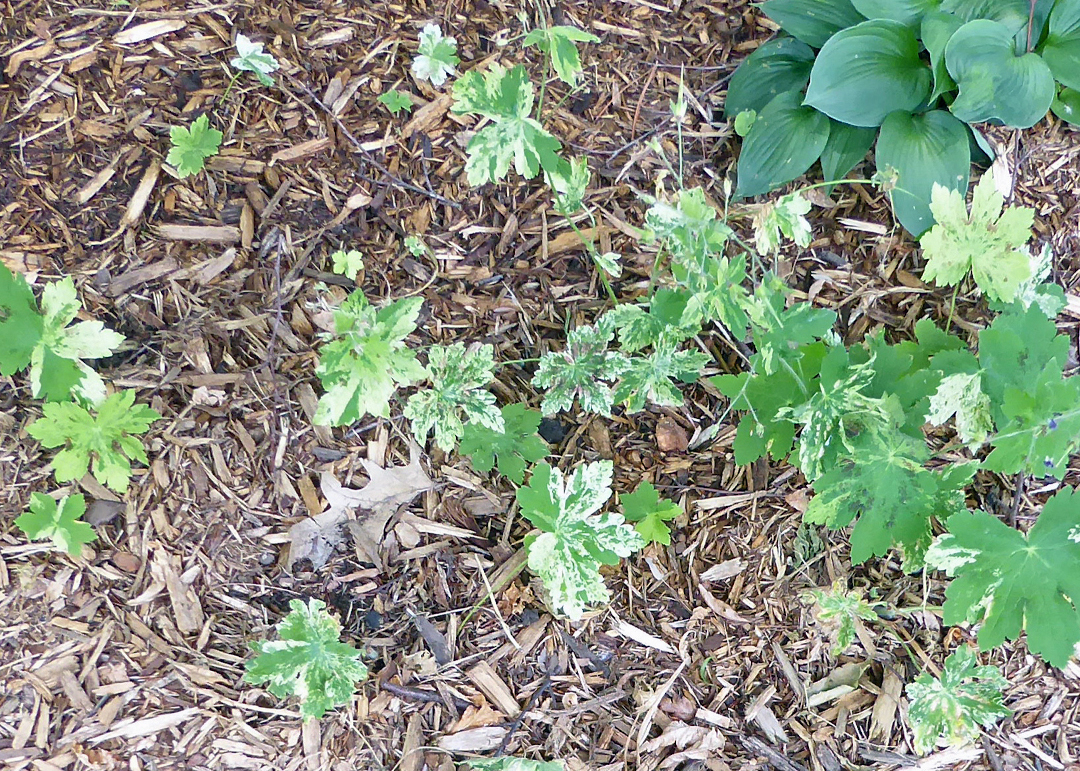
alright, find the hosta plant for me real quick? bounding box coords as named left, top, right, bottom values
left=244, top=599, right=369, bottom=721
left=727, top=0, right=1080, bottom=234
left=906, top=646, right=1010, bottom=754
left=516, top=461, right=645, bottom=620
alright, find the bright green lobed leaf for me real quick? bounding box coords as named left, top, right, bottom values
left=744, top=274, right=837, bottom=376
left=517, top=462, right=645, bottom=620
left=928, top=488, right=1080, bottom=667
left=601, top=289, right=697, bottom=353
left=613, top=337, right=710, bottom=412
left=411, top=23, right=459, bottom=86
left=523, top=25, right=600, bottom=87
left=330, top=249, right=363, bottom=281
left=458, top=403, right=548, bottom=484
left=231, top=34, right=280, bottom=86
left=0, top=263, right=44, bottom=377
left=27, top=390, right=160, bottom=494
left=532, top=324, right=629, bottom=416
left=452, top=64, right=563, bottom=185
left=404, top=342, right=504, bottom=452
left=314, top=292, right=426, bottom=426
left=244, top=599, right=369, bottom=721
left=906, top=646, right=1010, bottom=754
left=920, top=169, right=1033, bottom=302
left=377, top=89, right=414, bottom=115
left=620, top=481, right=681, bottom=546
left=166, top=114, right=223, bottom=178
left=15, top=492, right=96, bottom=556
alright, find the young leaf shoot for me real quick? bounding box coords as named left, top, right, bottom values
left=231, top=34, right=280, bottom=86
left=0, top=263, right=44, bottom=379
left=522, top=25, right=600, bottom=87
left=166, top=114, right=223, bottom=178
left=377, top=89, right=414, bottom=115
left=458, top=403, right=549, bottom=484
left=411, top=23, right=459, bottom=86
left=244, top=599, right=369, bottom=721
left=532, top=323, right=629, bottom=416
left=620, top=481, right=681, bottom=546
left=330, top=249, right=363, bottom=281
left=802, top=583, right=877, bottom=656
left=16, top=492, right=96, bottom=556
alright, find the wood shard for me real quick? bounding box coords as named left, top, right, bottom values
left=466, top=661, right=520, bottom=717
left=120, top=160, right=161, bottom=228
left=270, top=137, right=334, bottom=163
left=113, top=19, right=186, bottom=45
left=156, top=224, right=241, bottom=243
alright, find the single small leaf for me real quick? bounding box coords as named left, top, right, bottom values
left=532, top=324, right=629, bottom=416
left=601, top=289, right=695, bottom=353
left=330, top=249, right=363, bottom=281
left=922, top=10, right=963, bottom=102
left=1051, top=86, right=1080, bottom=125
left=744, top=273, right=837, bottom=375
left=523, top=25, right=600, bottom=87
left=458, top=403, right=549, bottom=484
left=412, top=23, right=459, bottom=86
left=15, top=492, right=96, bottom=556
left=735, top=90, right=830, bottom=198
left=231, top=33, right=280, bottom=86
left=0, top=263, right=44, bottom=377
left=724, top=37, right=814, bottom=118
left=620, top=481, right=681, bottom=546
left=166, top=114, right=222, bottom=179
left=244, top=599, right=369, bottom=720
left=377, top=89, right=414, bottom=115
left=517, top=462, right=645, bottom=620
left=802, top=582, right=877, bottom=656
left=314, top=292, right=426, bottom=426
left=927, top=487, right=1080, bottom=668
left=920, top=169, right=1034, bottom=302
left=752, top=191, right=813, bottom=257
left=733, top=109, right=757, bottom=136
left=805, top=20, right=932, bottom=128
left=927, top=372, right=993, bottom=445
left=451, top=64, right=563, bottom=185
left=545, top=156, right=590, bottom=213
left=27, top=390, right=161, bottom=494
left=906, top=646, right=1010, bottom=754
left=404, top=343, right=504, bottom=452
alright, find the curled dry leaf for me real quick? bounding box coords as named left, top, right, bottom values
left=287, top=442, right=434, bottom=570
left=640, top=720, right=725, bottom=768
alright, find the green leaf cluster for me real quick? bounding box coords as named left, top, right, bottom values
left=377, top=89, right=414, bottom=116
left=459, top=403, right=548, bottom=484
left=244, top=599, right=369, bottom=721
left=314, top=291, right=426, bottom=426
left=532, top=323, right=629, bottom=416
left=16, top=492, right=96, bottom=556
left=729, top=0, right=1080, bottom=233
left=517, top=461, right=645, bottom=620
left=166, top=115, right=222, bottom=179
left=620, top=481, right=681, bottom=546
left=0, top=269, right=125, bottom=405
left=523, top=25, right=600, bottom=87
left=802, top=582, right=877, bottom=656
left=28, top=390, right=161, bottom=494
left=906, top=646, right=1011, bottom=754
left=404, top=343, right=504, bottom=452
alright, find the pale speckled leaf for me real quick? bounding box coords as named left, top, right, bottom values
left=532, top=324, right=628, bottom=416
left=928, top=372, right=992, bottom=445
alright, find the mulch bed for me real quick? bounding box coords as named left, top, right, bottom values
left=2, top=1, right=1079, bottom=770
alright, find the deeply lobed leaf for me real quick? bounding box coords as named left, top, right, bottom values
left=458, top=403, right=548, bottom=484
left=15, top=492, right=96, bottom=556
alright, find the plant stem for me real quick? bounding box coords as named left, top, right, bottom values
left=1027, top=0, right=1037, bottom=52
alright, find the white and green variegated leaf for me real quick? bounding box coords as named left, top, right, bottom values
left=517, top=462, right=644, bottom=620
left=244, top=599, right=369, bottom=721
left=802, top=583, right=877, bottom=656
left=753, top=191, right=813, bottom=256
left=614, top=337, right=709, bottom=412
left=906, top=646, right=1010, bottom=754
left=411, top=23, right=459, bottom=86
left=231, top=34, right=280, bottom=86
left=601, top=289, right=697, bottom=352
left=1009, top=243, right=1065, bottom=317
left=532, top=324, right=629, bottom=416
left=928, top=372, right=993, bottom=446
left=314, top=293, right=426, bottom=426
left=404, top=342, right=504, bottom=452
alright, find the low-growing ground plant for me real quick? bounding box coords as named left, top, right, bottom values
left=166, top=114, right=223, bottom=179
left=16, top=492, right=96, bottom=556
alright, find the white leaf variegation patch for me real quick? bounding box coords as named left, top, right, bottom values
left=231, top=34, right=280, bottom=87
left=466, top=757, right=566, bottom=771
left=243, top=599, right=369, bottom=721
left=517, top=461, right=645, bottom=620
left=411, top=23, right=459, bottom=86
left=928, top=372, right=993, bottom=446
left=531, top=323, right=629, bottom=416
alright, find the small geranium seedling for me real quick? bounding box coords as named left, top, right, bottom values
left=16, top=492, right=96, bottom=556
left=166, top=115, right=223, bottom=179
left=230, top=33, right=280, bottom=86
left=620, top=481, right=681, bottom=546
left=244, top=598, right=369, bottom=721
left=458, top=403, right=549, bottom=484
left=523, top=24, right=600, bottom=87
left=411, top=23, right=459, bottom=86
left=377, top=89, right=414, bottom=116
left=330, top=249, right=363, bottom=281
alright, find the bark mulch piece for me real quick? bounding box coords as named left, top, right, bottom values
left=2, top=1, right=1079, bottom=770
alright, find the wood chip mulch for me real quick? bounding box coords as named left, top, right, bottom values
left=2, top=2, right=1079, bottom=770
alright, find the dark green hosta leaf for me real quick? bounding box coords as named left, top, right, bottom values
left=805, top=20, right=932, bottom=128
left=1052, top=86, right=1080, bottom=124
left=941, top=0, right=1052, bottom=40
left=1041, top=0, right=1080, bottom=91
left=906, top=646, right=1010, bottom=754
left=946, top=20, right=1056, bottom=128
left=875, top=109, right=970, bottom=236
left=724, top=37, right=814, bottom=119
left=760, top=0, right=867, bottom=47
left=819, top=120, right=876, bottom=191
left=927, top=488, right=1080, bottom=668
left=735, top=91, right=830, bottom=198
left=850, top=0, right=941, bottom=25
left=922, top=11, right=963, bottom=101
